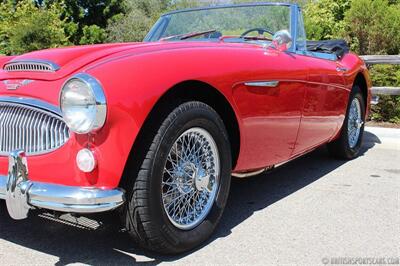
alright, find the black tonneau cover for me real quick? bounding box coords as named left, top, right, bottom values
left=306, top=40, right=350, bottom=58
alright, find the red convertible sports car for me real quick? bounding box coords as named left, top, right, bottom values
left=0, top=3, right=371, bottom=254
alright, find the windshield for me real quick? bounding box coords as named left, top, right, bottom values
left=145, top=4, right=291, bottom=44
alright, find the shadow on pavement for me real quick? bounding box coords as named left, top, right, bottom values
left=0, top=131, right=381, bottom=265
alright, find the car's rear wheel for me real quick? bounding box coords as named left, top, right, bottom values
left=328, top=85, right=366, bottom=159
left=125, top=101, right=231, bottom=254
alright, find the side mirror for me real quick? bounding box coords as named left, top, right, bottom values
left=272, top=30, right=292, bottom=51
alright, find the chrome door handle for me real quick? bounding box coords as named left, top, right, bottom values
left=336, top=67, right=348, bottom=72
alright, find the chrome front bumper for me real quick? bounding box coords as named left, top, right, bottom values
left=0, top=150, right=125, bottom=220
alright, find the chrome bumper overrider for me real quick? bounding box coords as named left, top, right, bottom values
left=0, top=150, right=125, bottom=220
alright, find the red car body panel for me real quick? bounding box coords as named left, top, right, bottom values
left=0, top=41, right=371, bottom=189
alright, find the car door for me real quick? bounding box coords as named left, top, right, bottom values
left=289, top=8, right=348, bottom=156
left=292, top=54, right=348, bottom=155
left=232, top=49, right=308, bottom=170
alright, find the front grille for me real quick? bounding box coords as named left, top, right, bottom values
left=0, top=103, right=70, bottom=156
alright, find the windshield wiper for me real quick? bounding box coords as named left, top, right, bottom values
left=160, top=29, right=216, bottom=41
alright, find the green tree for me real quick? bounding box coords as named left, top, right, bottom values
left=341, top=0, right=400, bottom=123
left=303, top=0, right=350, bottom=40
left=106, top=0, right=166, bottom=42
left=343, top=0, right=400, bottom=55
left=79, top=25, right=107, bottom=44
left=0, top=0, right=69, bottom=55
left=107, top=9, right=153, bottom=42
left=39, top=0, right=124, bottom=44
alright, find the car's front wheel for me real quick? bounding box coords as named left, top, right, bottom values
left=125, top=101, right=232, bottom=254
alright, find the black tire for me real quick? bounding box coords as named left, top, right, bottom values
left=328, top=85, right=366, bottom=159
left=124, top=101, right=232, bottom=254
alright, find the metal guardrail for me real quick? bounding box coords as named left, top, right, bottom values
left=360, top=55, right=400, bottom=96
left=360, top=55, right=400, bottom=65
left=370, top=87, right=400, bottom=96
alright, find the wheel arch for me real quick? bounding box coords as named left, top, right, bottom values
left=157, top=81, right=241, bottom=168
left=354, top=72, right=368, bottom=107
left=119, top=80, right=241, bottom=191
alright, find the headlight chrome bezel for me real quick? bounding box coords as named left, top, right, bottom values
left=60, top=73, right=107, bottom=134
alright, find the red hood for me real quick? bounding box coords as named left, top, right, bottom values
left=0, top=43, right=148, bottom=81
left=0, top=41, right=253, bottom=82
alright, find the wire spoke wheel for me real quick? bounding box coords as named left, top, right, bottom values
left=347, top=98, right=363, bottom=149
left=328, top=86, right=365, bottom=160
left=126, top=102, right=231, bottom=253
left=162, top=127, right=220, bottom=230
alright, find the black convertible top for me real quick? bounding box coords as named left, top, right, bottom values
left=306, top=40, right=350, bottom=59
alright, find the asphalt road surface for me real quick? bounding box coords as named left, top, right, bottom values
left=0, top=127, right=399, bottom=266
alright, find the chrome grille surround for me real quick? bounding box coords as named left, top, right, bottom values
left=0, top=101, right=70, bottom=156
left=3, top=60, right=60, bottom=73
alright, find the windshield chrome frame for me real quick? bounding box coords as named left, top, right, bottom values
left=162, top=2, right=292, bottom=16
left=144, top=2, right=301, bottom=52
left=290, top=4, right=298, bottom=53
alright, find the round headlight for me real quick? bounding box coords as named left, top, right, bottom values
left=60, top=73, right=107, bottom=134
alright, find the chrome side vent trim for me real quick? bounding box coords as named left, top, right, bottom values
left=244, top=81, right=280, bottom=88
left=3, top=60, right=60, bottom=73
left=0, top=102, right=70, bottom=156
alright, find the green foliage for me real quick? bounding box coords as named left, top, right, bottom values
left=303, top=0, right=400, bottom=55
left=343, top=0, right=400, bottom=55
left=0, top=0, right=124, bottom=53
left=369, top=65, right=400, bottom=123
left=370, top=94, right=400, bottom=123
left=303, top=0, right=349, bottom=40
left=40, top=0, right=124, bottom=44
left=369, top=65, right=400, bottom=87
left=106, top=0, right=171, bottom=42
left=342, top=0, right=400, bottom=123
left=0, top=0, right=69, bottom=54
left=79, top=25, right=107, bottom=45
left=107, top=9, right=153, bottom=42
left=371, top=95, right=400, bottom=123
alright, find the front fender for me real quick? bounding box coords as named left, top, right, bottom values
left=83, top=48, right=245, bottom=188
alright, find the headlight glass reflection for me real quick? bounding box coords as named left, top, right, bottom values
left=60, top=74, right=106, bottom=134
